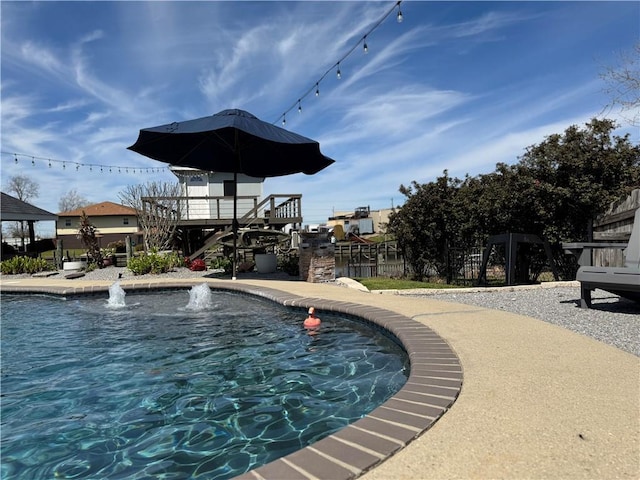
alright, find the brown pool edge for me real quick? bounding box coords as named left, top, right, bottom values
left=1, top=280, right=462, bottom=480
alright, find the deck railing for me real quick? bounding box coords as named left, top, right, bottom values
left=140, top=194, right=302, bottom=224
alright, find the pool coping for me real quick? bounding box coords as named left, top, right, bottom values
left=1, top=280, right=462, bottom=480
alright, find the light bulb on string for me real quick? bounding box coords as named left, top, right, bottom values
left=31, top=157, right=35, bottom=166
left=63, top=162, right=66, bottom=169
left=48, top=159, right=52, bottom=168
left=315, top=83, right=320, bottom=96
left=298, top=100, right=302, bottom=114
left=336, top=63, right=342, bottom=79
left=282, top=114, right=286, bottom=126
left=14, top=154, right=18, bottom=164
left=363, top=36, right=369, bottom=54
left=396, top=3, right=403, bottom=23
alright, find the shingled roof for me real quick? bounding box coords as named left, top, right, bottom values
left=58, top=201, right=137, bottom=217
left=1, top=192, right=57, bottom=222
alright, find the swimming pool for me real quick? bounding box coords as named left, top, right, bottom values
left=1, top=287, right=408, bottom=479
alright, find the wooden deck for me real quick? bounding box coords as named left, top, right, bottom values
left=141, top=194, right=303, bottom=258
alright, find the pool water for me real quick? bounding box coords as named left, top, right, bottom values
left=1, top=288, right=408, bottom=479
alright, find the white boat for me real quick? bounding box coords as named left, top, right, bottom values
left=216, top=229, right=291, bottom=249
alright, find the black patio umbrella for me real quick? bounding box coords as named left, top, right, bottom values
left=127, top=108, right=335, bottom=278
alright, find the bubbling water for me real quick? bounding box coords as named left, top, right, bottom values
left=185, top=283, right=214, bottom=310
left=107, top=281, right=126, bottom=308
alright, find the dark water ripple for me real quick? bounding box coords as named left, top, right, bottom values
left=1, top=289, right=408, bottom=479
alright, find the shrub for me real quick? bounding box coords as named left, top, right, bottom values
left=27, top=238, right=56, bottom=253
left=107, top=240, right=127, bottom=253
left=278, top=255, right=299, bottom=276
left=0, top=256, right=53, bottom=275
left=210, top=256, right=232, bottom=274
left=127, top=251, right=183, bottom=275
left=189, top=259, right=206, bottom=271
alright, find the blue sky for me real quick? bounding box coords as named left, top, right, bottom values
left=1, top=1, right=638, bottom=237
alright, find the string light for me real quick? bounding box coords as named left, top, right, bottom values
left=5, top=2, right=405, bottom=172
left=2, top=151, right=171, bottom=176
left=274, top=0, right=404, bottom=126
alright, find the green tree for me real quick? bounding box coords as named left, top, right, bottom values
left=389, top=118, right=639, bottom=281
left=515, top=118, right=639, bottom=243
left=77, top=211, right=104, bottom=268
left=388, top=171, right=467, bottom=281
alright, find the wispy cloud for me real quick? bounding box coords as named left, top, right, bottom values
left=1, top=1, right=638, bottom=231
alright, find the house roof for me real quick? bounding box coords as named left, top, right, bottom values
left=58, top=201, right=137, bottom=217
left=1, top=192, right=58, bottom=222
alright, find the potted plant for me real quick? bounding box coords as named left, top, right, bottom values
left=254, top=248, right=277, bottom=273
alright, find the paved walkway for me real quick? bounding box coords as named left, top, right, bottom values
left=2, top=275, right=638, bottom=479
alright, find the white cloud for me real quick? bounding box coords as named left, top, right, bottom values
left=1, top=1, right=637, bottom=231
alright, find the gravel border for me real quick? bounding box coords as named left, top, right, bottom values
left=400, top=285, right=640, bottom=357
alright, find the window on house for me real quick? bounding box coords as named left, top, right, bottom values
left=65, top=219, right=71, bottom=227
left=223, top=180, right=236, bottom=197
left=123, top=217, right=129, bottom=225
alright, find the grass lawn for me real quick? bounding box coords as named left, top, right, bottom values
left=355, top=277, right=461, bottom=290
left=39, top=249, right=87, bottom=260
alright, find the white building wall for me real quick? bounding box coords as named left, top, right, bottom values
left=182, top=173, right=210, bottom=220
left=171, top=167, right=264, bottom=220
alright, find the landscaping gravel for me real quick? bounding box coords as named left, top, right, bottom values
left=15, top=265, right=294, bottom=283
left=403, top=285, right=640, bottom=357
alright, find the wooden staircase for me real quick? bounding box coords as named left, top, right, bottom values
left=187, top=195, right=300, bottom=261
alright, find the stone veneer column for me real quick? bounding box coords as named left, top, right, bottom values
left=298, top=232, right=335, bottom=282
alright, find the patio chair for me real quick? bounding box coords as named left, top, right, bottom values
left=576, top=207, right=640, bottom=308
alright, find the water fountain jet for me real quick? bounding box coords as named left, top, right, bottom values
left=186, top=283, right=213, bottom=310
left=107, top=281, right=126, bottom=308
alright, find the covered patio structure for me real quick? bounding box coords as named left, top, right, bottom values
left=1, top=192, right=57, bottom=251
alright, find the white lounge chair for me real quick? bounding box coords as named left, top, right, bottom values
left=576, top=208, right=640, bottom=308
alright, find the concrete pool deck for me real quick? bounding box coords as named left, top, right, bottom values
left=1, top=275, right=639, bottom=479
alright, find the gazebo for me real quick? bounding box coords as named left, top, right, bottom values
left=1, top=192, right=57, bottom=249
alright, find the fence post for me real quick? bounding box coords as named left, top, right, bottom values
left=56, top=239, right=64, bottom=269
left=126, top=236, right=132, bottom=262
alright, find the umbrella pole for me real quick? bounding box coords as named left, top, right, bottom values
left=232, top=170, right=238, bottom=280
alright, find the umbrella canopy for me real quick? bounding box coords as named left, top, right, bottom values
left=127, top=108, right=335, bottom=279
left=128, top=109, right=335, bottom=176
